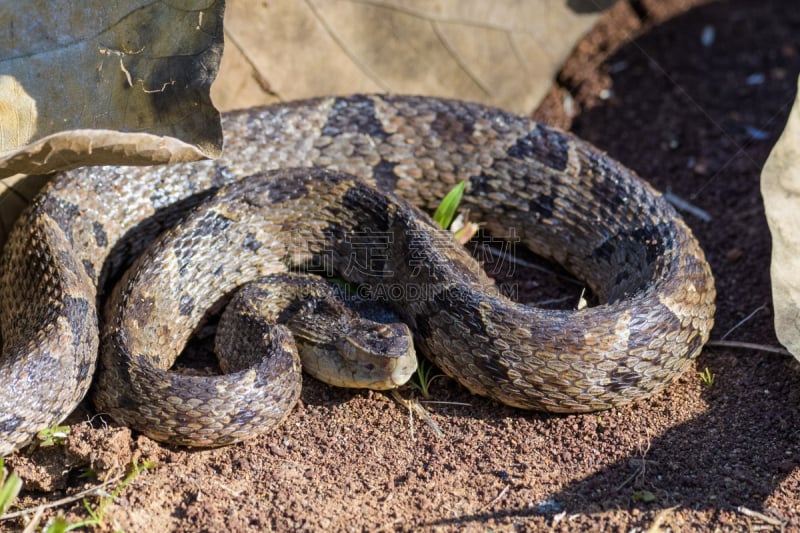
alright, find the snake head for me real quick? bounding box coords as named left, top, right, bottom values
left=294, top=320, right=418, bottom=391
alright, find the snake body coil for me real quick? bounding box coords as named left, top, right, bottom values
left=0, top=95, right=715, bottom=453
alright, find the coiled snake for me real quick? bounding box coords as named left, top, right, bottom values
left=0, top=95, right=715, bottom=453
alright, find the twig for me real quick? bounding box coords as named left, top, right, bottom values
left=720, top=305, right=766, bottom=340
left=20, top=506, right=43, bottom=533
left=645, top=505, right=679, bottom=533
left=482, top=485, right=509, bottom=510
left=418, top=400, right=472, bottom=407
left=390, top=390, right=445, bottom=439
left=706, top=340, right=792, bottom=356
left=663, top=191, right=712, bottom=222
left=615, top=428, right=651, bottom=491
left=0, top=472, right=125, bottom=520
left=737, top=506, right=786, bottom=527
left=534, top=295, right=575, bottom=307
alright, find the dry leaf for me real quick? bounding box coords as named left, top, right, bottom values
left=213, top=0, right=615, bottom=113
left=0, top=0, right=225, bottom=178
left=761, top=74, right=800, bottom=362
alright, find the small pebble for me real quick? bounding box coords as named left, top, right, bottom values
left=610, top=60, right=628, bottom=73
left=725, top=248, right=743, bottom=262
left=745, top=126, right=769, bottom=140
left=690, top=157, right=710, bottom=175
left=535, top=498, right=562, bottom=514
left=562, top=92, right=575, bottom=118
left=269, top=444, right=287, bottom=457
left=701, top=25, right=715, bottom=47
left=746, top=73, right=766, bottom=85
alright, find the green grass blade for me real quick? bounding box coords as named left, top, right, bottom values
left=44, top=517, right=70, bottom=533
left=433, top=180, right=467, bottom=229
left=0, top=468, right=22, bottom=516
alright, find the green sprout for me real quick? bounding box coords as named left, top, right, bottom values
left=37, top=425, right=71, bottom=447
left=433, top=180, right=467, bottom=230
left=0, top=458, right=22, bottom=516
left=698, top=367, right=715, bottom=387
left=60, top=459, right=155, bottom=532
left=412, top=357, right=447, bottom=399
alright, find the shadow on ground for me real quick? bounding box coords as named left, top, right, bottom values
left=428, top=0, right=800, bottom=525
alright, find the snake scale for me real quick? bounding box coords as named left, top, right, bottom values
left=0, top=95, right=715, bottom=453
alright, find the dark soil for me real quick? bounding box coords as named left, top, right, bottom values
left=4, top=0, right=799, bottom=531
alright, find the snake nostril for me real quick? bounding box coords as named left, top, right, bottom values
left=375, top=325, right=393, bottom=338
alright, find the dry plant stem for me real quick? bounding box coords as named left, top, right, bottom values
left=706, top=340, right=792, bottom=356
left=615, top=428, right=651, bottom=491
left=20, top=506, right=43, bottom=533
left=663, top=191, right=712, bottom=222
left=736, top=506, right=786, bottom=527
left=419, top=400, right=472, bottom=407
left=720, top=304, right=767, bottom=340
left=0, top=472, right=125, bottom=520
left=390, top=390, right=445, bottom=439
left=482, top=484, right=510, bottom=510
left=645, top=506, right=679, bottom=533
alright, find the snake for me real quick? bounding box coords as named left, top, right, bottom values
left=0, top=94, right=716, bottom=453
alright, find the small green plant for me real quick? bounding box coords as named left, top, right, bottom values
left=0, top=458, right=22, bottom=516
left=433, top=180, right=467, bottom=230
left=632, top=489, right=656, bottom=503
left=698, top=367, right=715, bottom=387
left=412, top=357, right=447, bottom=399
left=43, top=517, right=70, bottom=533
left=59, top=459, right=155, bottom=532
left=37, top=425, right=71, bottom=447
left=433, top=179, right=479, bottom=244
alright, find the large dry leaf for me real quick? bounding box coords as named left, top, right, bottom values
left=213, top=0, right=615, bottom=113
left=0, top=0, right=225, bottom=179
left=761, top=75, right=800, bottom=362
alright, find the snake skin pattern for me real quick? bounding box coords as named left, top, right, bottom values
left=0, top=95, right=716, bottom=453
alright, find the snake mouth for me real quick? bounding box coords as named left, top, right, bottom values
left=386, top=349, right=418, bottom=389
left=343, top=348, right=418, bottom=390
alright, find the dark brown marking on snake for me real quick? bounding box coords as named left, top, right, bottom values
left=92, top=221, right=108, bottom=247
left=684, top=331, right=704, bottom=359
left=372, top=158, right=400, bottom=193
left=467, top=174, right=494, bottom=200
left=82, top=259, right=97, bottom=282
left=38, top=196, right=79, bottom=240
left=179, top=294, right=194, bottom=316
left=342, top=185, right=393, bottom=234
left=528, top=192, right=557, bottom=220
left=582, top=151, right=636, bottom=217
left=63, top=295, right=90, bottom=345
left=193, top=211, right=234, bottom=237
left=428, top=103, right=476, bottom=144
left=243, top=232, right=263, bottom=252
left=507, top=124, right=569, bottom=172
left=175, top=213, right=234, bottom=274
left=264, top=175, right=310, bottom=203
left=594, top=223, right=669, bottom=271
left=322, top=95, right=388, bottom=139
left=0, top=416, right=22, bottom=434
left=435, top=286, right=512, bottom=382
left=606, top=366, right=643, bottom=393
